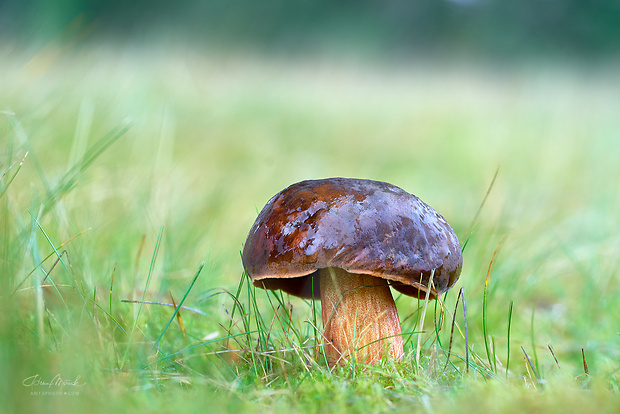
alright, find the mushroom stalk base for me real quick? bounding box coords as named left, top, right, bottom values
left=319, top=267, right=404, bottom=366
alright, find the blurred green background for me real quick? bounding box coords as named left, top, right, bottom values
left=1, top=2, right=620, bottom=412
left=3, top=0, right=620, bottom=59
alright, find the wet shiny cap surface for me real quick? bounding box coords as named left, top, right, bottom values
left=242, top=178, right=462, bottom=299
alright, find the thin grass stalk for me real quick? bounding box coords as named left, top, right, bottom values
left=461, top=288, right=469, bottom=374
left=245, top=270, right=270, bottom=376
left=35, top=265, right=45, bottom=348
left=214, top=271, right=252, bottom=358
left=150, top=331, right=253, bottom=365
left=530, top=308, right=540, bottom=378
left=91, top=302, right=127, bottom=335
left=120, top=299, right=206, bottom=315
left=229, top=254, right=248, bottom=325
left=0, top=151, right=28, bottom=199
left=310, top=275, right=323, bottom=363
left=13, top=228, right=91, bottom=292
left=267, top=290, right=303, bottom=347
left=43, top=125, right=129, bottom=214
left=244, top=272, right=261, bottom=375
left=482, top=279, right=492, bottom=372
left=548, top=344, right=561, bottom=371
left=279, top=303, right=311, bottom=370
left=263, top=305, right=279, bottom=354
left=521, top=346, right=539, bottom=387
left=30, top=212, right=86, bottom=307
left=464, top=167, right=500, bottom=238
left=461, top=167, right=500, bottom=252
left=109, top=264, right=116, bottom=315
left=26, top=210, right=50, bottom=348
left=432, top=292, right=446, bottom=354
left=8, top=113, right=53, bottom=195
left=483, top=237, right=505, bottom=374
left=121, top=225, right=164, bottom=369
left=582, top=348, right=589, bottom=376
left=238, top=244, right=270, bottom=373
left=491, top=336, right=497, bottom=373
left=433, top=292, right=463, bottom=373
left=442, top=288, right=463, bottom=372
left=506, top=300, right=513, bottom=378
left=150, top=262, right=204, bottom=354
left=416, top=270, right=434, bottom=370
left=226, top=265, right=254, bottom=362
left=351, top=311, right=359, bottom=376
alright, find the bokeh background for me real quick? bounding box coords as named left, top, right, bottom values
left=2, top=1, right=620, bottom=412
left=3, top=0, right=620, bottom=59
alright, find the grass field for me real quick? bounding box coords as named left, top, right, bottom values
left=2, top=41, right=619, bottom=413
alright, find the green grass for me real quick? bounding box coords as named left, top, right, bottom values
left=2, top=42, right=620, bottom=412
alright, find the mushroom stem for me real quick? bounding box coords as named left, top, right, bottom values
left=319, top=267, right=404, bottom=366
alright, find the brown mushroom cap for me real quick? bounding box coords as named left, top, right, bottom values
left=242, top=177, right=462, bottom=300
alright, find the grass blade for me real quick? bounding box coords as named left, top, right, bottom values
left=506, top=300, right=514, bottom=378
left=548, top=344, right=561, bottom=371
left=483, top=236, right=505, bottom=373
left=0, top=151, right=28, bottom=199
left=530, top=307, right=540, bottom=378
left=462, top=167, right=500, bottom=247
left=581, top=348, right=589, bottom=376
left=416, top=270, right=435, bottom=369
left=43, top=125, right=129, bottom=213
left=109, top=264, right=116, bottom=314
left=150, top=261, right=205, bottom=354
left=121, top=225, right=164, bottom=369
left=13, top=228, right=91, bottom=293
left=521, top=346, right=539, bottom=386
left=462, top=288, right=469, bottom=374
left=443, top=288, right=463, bottom=372
left=28, top=212, right=75, bottom=310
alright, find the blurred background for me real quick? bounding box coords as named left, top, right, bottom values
left=1, top=1, right=619, bottom=392
left=2, top=0, right=620, bottom=314
left=2, top=0, right=620, bottom=60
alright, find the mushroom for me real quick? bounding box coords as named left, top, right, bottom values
left=242, top=178, right=462, bottom=366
